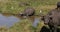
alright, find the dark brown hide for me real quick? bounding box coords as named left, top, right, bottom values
left=44, top=9, right=60, bottom=25
left=20, top=7, right=35, bottom=16
left=41, top=8, right=60, bottom=32
left=41, top=2, right=60, bottom=32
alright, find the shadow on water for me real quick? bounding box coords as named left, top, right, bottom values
left=0, top=13, right=41, bottom=29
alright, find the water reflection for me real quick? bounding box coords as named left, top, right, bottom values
left=32, top=17, right=40, bottom=27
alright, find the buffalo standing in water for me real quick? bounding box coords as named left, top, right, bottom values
left=41, top=2, right=60, bottom=32
left=20, top=7, right=35, bottom=16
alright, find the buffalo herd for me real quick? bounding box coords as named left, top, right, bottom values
left=19, top=2, right=60, bottom=32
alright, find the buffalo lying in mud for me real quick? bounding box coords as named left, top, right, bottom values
left=20, top=7, right=35, bottom=16
left=41, top=2, right=60, bottom=32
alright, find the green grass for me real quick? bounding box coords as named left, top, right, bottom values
left=0, top=0, right=60, bottom=14
left=0, top=0, right=60, bottom=32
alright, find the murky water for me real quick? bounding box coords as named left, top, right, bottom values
left=0, top=14, right=20, bottom=28
left=0, top=13, right=41, bottom=28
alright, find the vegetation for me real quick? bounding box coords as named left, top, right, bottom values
left=0, top=0, right=60, bottom=32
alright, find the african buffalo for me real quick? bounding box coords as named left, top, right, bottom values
left=20, top=7, right=35, bottom=16
left=41, top=2, right=60, bottom=32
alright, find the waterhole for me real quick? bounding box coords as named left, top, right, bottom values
left=0, top=13, right=41, bottom=28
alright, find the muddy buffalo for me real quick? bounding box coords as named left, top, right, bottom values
left=20, top=7, right=35, bottom=16
left=41, top=2, right=60, bottom=32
